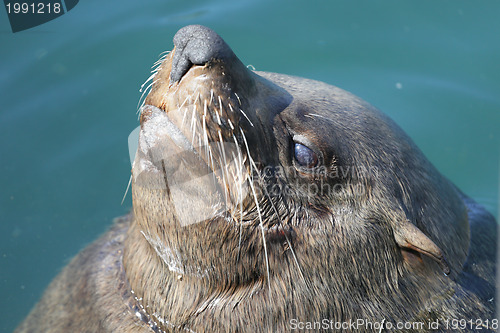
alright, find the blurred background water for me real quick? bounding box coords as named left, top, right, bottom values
left=0, top=1, right=498, bottom=331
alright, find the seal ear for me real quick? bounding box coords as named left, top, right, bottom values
left=393, top=221, right=451, bottom=275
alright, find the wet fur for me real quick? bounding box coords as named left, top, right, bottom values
left=16, top=26, right=497, bottom=332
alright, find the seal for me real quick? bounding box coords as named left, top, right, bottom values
left=16, top=25, right=497, bottom=333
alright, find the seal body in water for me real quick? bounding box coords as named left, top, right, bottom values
left=16, top=25, right=497, bottom=332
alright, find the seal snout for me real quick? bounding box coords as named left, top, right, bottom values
left=170, top=25, right=237, bottom=83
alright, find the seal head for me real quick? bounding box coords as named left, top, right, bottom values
left=123, top=25, right=494, bottom=332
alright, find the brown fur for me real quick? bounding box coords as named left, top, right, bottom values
left=16, top=26, right=497, bottom=333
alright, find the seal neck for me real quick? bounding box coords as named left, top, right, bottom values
left=122, top=218, right=208, bottom=330
left=121, top=247, right=195, bottom=333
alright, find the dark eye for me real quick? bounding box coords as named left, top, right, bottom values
left=294, top=143, right=318, bottom=168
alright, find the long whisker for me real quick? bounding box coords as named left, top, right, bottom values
left=152, top=51, right=169, bottom=67
left=233, top=135, right=244, bottom=261
left=218, top=130, right=229, bottom=207
left=262, top=184, right=306, bottom=285
left=240, top=134, right=305, bottom=285
left=121, top=175, right=133, bottom=205
left=137, top=78, right=156, bottom=111
left=239, top=108, right=254, bottom=127
left=202, top=100, right=209, bottom=159
left=240, top=127, right=271, bottom=294
left=190, top=97, right=198, bottom=145
left=136, top=52, right=170, bottom=116
left=234, top=92, right=242, bottom=106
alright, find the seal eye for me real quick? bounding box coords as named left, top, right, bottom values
left=294, top=143, right=318, bottom=168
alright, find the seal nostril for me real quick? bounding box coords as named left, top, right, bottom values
left=170, top=25, right=236, bottom=83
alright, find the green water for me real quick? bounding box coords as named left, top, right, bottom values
left=1, top=1, right=498, bottom=331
